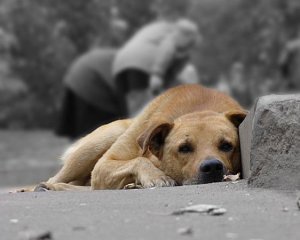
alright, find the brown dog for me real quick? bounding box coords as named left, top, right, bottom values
left=32, top=84, right=247, bottom=191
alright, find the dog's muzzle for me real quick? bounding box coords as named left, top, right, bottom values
left=198, top=159, right=225, bottom=184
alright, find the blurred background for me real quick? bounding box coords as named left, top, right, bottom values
left=1, top=0, right=300, bottom=129
left=0, top=0, right=300, bottom=188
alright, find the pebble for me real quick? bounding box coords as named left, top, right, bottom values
left=18, top=230, right=52, bottom=240
left=177, top=227, right=193, bottom=236
left=10, top=219, right=19, bottom=223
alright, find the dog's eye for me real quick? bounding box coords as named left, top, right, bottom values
left=219, top=141, right=233, bottom=152
left=178, top=144, right=194, bottom=154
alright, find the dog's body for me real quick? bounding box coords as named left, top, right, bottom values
left=34, top=84, right=246, bottom=191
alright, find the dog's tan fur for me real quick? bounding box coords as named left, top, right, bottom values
left=30, top=84, right=247, bottom=191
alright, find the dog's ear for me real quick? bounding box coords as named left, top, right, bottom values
left=225, top=110, right=248, bottom=128
left=137, top=122, right=173, bottom=159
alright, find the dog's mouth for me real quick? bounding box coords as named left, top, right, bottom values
left=198, top=172, right=224, bottom=184
left=182, top=175, right=223, bottom=185
left=182, top=172, right=240, bottom=185
left=182, top=159, right=240, bottom=185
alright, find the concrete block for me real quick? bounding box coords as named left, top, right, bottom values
left=239, top=94, right=300, bottom=190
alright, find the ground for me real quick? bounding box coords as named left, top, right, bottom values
left=0, top=130, right=69, bottom=188
left=0, top=130, right=299, bottom=240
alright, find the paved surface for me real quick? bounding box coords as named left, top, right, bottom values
left=0, top=130, right=69, bottom=187
left=0, top=130, right=300, bottom=240
left=1, top=181, right=300, bottom=240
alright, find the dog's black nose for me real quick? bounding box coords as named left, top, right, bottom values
left=199, top=159, right=224, bottom=184
left=200, top=159, right=224, bottom=173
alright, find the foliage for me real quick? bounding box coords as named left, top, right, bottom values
left=0, top=0, right=300, bottom=128
left=189, top=0, right=300, bottom=83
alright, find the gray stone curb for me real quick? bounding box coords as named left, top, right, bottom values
left=239, top=94, right=300, bottom=189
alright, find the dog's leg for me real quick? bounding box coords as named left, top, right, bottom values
left=48, top=119, right=132, bottom=185
left=34, top=182, right=90, bottom=192
left=91, top=157, right=176, bottom=189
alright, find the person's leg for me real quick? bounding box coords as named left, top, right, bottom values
left=73, top=97, right=123, bottom=139
left=115, top=69, right=150, bottom=116
left=55, top=87, right=77, bottom=139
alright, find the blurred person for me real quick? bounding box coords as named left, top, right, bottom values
left=248, top=66, right=261, bottom=102
left=249, top=66, right=279, bottom=101
left=0, top=28, right=27, bottom=95
left=215, top=74, right=231, bottom=96
left=55, top=48, right=124, bottom=140
left=228, top=62, right=252, bottom=108
left=113, top=17, right=200, bottom=116
left=109, top=6, right=129, bottom=46
left=258, top=78, right=274, bottom=96
left=46, top=21, right=77, bottom=64
left=176, top=63, right=199, bottom=85
left=0, top=28, right=17, bottom=54
left=56, top=10, right=128, bottom=140
left=279, top=30, right=300, bottom=92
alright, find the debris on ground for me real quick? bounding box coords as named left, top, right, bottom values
left=282, top=207, right=289, bottom=212
left=177, top=227, right=193, bottom=236
left=72, top=226, right=86, bottom=231
left=223, top=173, right=241, bottom=182
left=225, top=232, right=238, bottom=239
left=172, top=204, right=227, bottom=216
left=9, top=218, right=19, bottom=223
left=297, top=197, right=300, bottom=210
left=209, top=207, right=227, bottom=216
left=18, top=230, right=52, bottom=240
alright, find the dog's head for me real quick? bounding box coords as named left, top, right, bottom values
left=138, top=110, right=247, bottom=185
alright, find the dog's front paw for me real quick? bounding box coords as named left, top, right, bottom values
left=140, top=174, right=176, bottom=188
left=16, top=187, right=34, bottom=193
left=33, top=182, right=55, bottom=192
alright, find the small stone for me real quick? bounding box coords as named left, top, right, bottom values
left=72, top=226, right=85, bottom=231
left=124, top=218, right=131, bottom=223
left=18, top=230, right=52, bottom=240
left=10, top=219, right=19, bottom=223
left=172, top=204, right=226, bottom=216
left=208, top=207, right=227, bottom=216
left=177, top=227, right=193, bottom=236
left=226, top=232, right=238, bottom=239
left=282, top=207, right=289, bottom=212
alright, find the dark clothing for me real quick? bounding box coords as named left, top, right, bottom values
left=114, top=57, right=187, bottom=95
left=56, top=48, right=126, bottom=140
left=64, top=48, right=120, bottom=113
left=115, top=69, right=149, bottom=93
left=56, top=88, right=121, bottom=139
left=114, top=69, right=149, bottom=116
